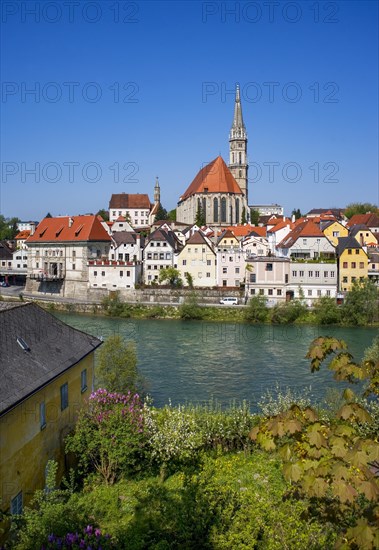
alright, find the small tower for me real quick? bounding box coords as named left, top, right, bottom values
left=229, top=84, right=248, bottom=201
left=154, top=176, right=160, bottom=205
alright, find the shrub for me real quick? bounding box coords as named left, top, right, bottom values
left=179, top=292, right=205, bottom=320
left=341, top=278, right=378, bottom=325
left=96, top=335, right=142, bottom=395
left=244, top=295, right=268, bottom=323
left=313, top=295, right=341, bottom=324
left=269, top=299, right=307, bottom=324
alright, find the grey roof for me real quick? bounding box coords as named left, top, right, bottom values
left=0, top=241, right=13, bottom=260
left=0, top=303, right=102, bottom=415
left=112, top=231, right=145, bottom=248
left=336, top=236, right=365, bottom=256
left=146, top=228, right=182, bottom=251
left=349, top=224, right=371, bottom=237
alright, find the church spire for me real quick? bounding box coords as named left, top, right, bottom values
left=229, top=83, right=248, bottom=201
left=231, top=84, right=245, bottom=131
left=154, top=176, right=160, bottom=205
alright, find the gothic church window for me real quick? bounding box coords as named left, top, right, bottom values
left=221, top=198, right=226, bottom=223
left=214, top=198, right=218, bottom=222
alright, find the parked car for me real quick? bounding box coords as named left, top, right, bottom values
left=219, top=297, right=238, bottom=305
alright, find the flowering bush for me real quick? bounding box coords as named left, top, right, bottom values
left=65, top=389, right=146, bottom=484
left=41, top=525, right=115, bottom=549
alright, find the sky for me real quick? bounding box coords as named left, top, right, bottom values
left=1, top=0, right=378, bottom=221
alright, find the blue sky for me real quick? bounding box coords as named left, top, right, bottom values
left=1, top=0, right=378, bottom=220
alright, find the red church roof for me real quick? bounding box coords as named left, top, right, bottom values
left=179, top=156, right=243, bottom=201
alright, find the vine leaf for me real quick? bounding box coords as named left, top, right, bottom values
left=283, top=462, right=303, bottom=482
left=346, top=519, right=374, bottom=549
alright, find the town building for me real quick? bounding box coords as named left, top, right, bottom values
left=0, top=303, right=101, bottom=536
left=337, top=236, right=369, bottom=291
left=143, top=228, right=182, bottom=284
left=277, top=219, right=335, bottom=259
left=109, top=181, right=160, bottom=226
left=245, top=256, right=290, bottom=303
left=287, top=262, right=337, bottom=304
left=178, top=231, right=217, bottom=287
left=249, top=204, right=284, bottom=216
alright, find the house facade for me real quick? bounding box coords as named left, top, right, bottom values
left=0, top=303, right=101, bottom=539
left=245, top=257, right=290, bottom=303
left=143, top=228, right=182, bottom=284
left=178, top=231, right=217, bottom=287
left=337, top=237, right=369, bottom=291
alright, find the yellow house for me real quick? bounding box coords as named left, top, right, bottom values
left=322, top=220, right=348, bottom=247
left=337, top=236, right=369, bottom=291
left=0, top=302, right=101, bottom=537
left=178, top=230, right=216, bottom=287
left=216, top=229, right=240, bottom=250
left=349, top=224, right=378, bottom=247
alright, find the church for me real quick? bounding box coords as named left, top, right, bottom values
left=176, top=85, right=249, bottom=227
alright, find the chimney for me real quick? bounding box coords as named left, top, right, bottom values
left=30, top=223, right=35, bottom=236
left=291, top=214, right=295, bottom=223
left=68, top=217, right=74, bottom=228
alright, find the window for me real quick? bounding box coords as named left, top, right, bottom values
left=166, top=253, right=170, bottom=260
left=213, top=198, right=218, bottom=223
left=72, top=250, right=76, bottom=258
left=308, top=290, right=312, bottom=296
left=127, top=271, right=130, bottom=276
left=120, top=271, right=123, bottom=277
left=250, top=273, right=256, bottom=283
left=342, top=276, right=348, bottom=283
left=266, top=263, right=273, bottom=271
left=268, top=289, right=273, bottom=295
left=235, top=280, right=240, bottom=286
left=277, top=289, right=282, bottom=296
left=331, top=271, right=335, bottom=277
left=324, top=271, right=328, bottom=277
left=355, top=249, right=359, bottom=255
left=222, top=267, right=227, bottom=274
left=235, top=267, right=240, bottom=274
left=326, top=290, right=331, bottom=296
left=259, top=289, right=264, bottom=295
left=359, top=262, right=364, bottom=269
left=285, top=274, right=289, bottom=283
left=302, top=239, right=307, bottom=245
left=292, top=271, right=297, bottom=277
left=147, top=253, right=152, bottom=259
left=251, top=289, right=256, bottom=295
left=299, top=270, right=304, bottom=277
left=317, top=290, right=322, bottom=296
left=60, top=383, right=68, bottom=411
left=163, top=242, right=167, bottom=247
left=101, top=271, right=105, bottom=276
left=351, top=276, right=356, bottom=282
left=348, top=249, right=352, bottom=255
left=223, top=280, right=227, bottom=286
left=333, top=231, right=339, bottom=237
left=221, top=198, right=227, bottom=223
left=72, top=264, right=76, bottom=270
left=182, top=259, right=187, bottom=266
left=11, top=492, right=23, bottom=515
left=351, top=262, right=356, bottom=269
left=159, top=253, right=164, bottom=260
left=40, top=402, right=46, bottom=429
left=81, top=369, right=87, bottom=392
left=206, top=272, right=210, bottom=277
left=343, top=262, right=348, bottom=268
left=207, top=259, right=211, bottom=265
left=309, top=270, right=313, bottom=277
left=119, top=253, right=123, bottom=260
left=315, top=271, right=320, bottom=278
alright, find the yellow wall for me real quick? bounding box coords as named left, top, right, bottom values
left=352, top=229, right=378, bottom=247
left=178, top=244, right=216, bottom=287
left=0, top=354, right=94, bottom=518
left=323, top=221, right=348, bottom=247
left=339, top=248, right=369, bottom=291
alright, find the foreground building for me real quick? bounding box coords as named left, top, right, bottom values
left=0, top=303, right=101, bottom=536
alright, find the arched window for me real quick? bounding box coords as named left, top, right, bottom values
left=230, top=205, right=233, bottom=225
left=236, top=199, right=240, bottom=223
left=213, top=198, right=218, bottom=222
left=202, top=198, right=206, bottom=223
left=239, top=152, right=242, bottom=164
left=221, top=198, right=226, bottom=223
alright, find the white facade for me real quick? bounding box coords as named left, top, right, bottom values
left=88, top=261, right=142, bottom=289
left=287, top=262, right=337, bottom=305
left=216, top=248, right=247, bottom=287
left=143, top=231, right=180, bottom=285
left=246, top=257, right=290, bottom=303
left=242, top=235, right=270, bottom=257
left=249, top=204, right=284, bottom=216
left=278, top=235, right=335, bottom=259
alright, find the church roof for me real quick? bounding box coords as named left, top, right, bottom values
left=179, top=156, right=243, bottom=201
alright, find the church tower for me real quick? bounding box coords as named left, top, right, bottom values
left=154, top=176, right=160, bottom=205
left=228, top=84, right=248, bottom=201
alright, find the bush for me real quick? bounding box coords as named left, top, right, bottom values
left=179, top=292, right=205, bottom=320
left=244, top=295, right=268, bottom=323
left=313, top=295, right=341, bottom=324
left=96, top=335, right=142, bottom=395
left=341, top=279, right=378, bottom=325
left=269, top=299, right=307, bottom=324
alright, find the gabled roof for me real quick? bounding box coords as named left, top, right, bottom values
left=267, top=221, right=292, bottom=234
left=217, top=229, right=239, bottom=245
left=0, top=303, right=102, bottom=416
left=112, top=231, right=144, bottom=248
left=0, top=241, right=13, bottom=260
left=224, top=224, right=259, bottom=238
left=146, top=228, right=182, bottom=251
left=179, top=156, right=243, bottom=201
left=347, top=213, right=379, bottom=228
left=349, top=224, right=373, bottom=237
left=109, top=193, right=152, bottom=210
left=307, top=208, right=345, bottom=219
left=337, top=236, right=367, bottom=257
left=184, top=230, right=215, bottom=251
left=15, top=230, right=31, bottom=240
left=26, top=215, right=111, bottom=243
left=248, top=226, right=267, bottom=237
left=277, top=220, right=325, bottom=249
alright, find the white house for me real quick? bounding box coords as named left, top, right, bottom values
left=277, top=220, right=335, bottom=259
left=143, top=228, right=182, bottom=285
left=287, top=262, right=337, bottom=305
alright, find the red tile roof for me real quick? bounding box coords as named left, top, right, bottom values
left=26, top=215, right=111, bottom=243
left=15, top=230, right=31, bottom=240
left=179, top=156, right=243, bottom=201
left=347, top=213, right=379, bottom=228
left=267, top=221, right=293, bottom=233
left=277, top=220, right=325, bottom=248
left=109, top=193, right=152, bottom=209
left=224, top=224, right=258, bottom=237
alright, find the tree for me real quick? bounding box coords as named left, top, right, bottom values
left=195, top=204, right=205, bottom=226
left=313, top=295, right=341, bottom=325
left=158, top=267, right=183, bottom=288
left=341, top=278, right=378, bottom=325
left=167, top=209, right=177, bottom=222
left=250, top=208, right=260, bottom=225
left=184, top=272, right=194, bottom=288
left=251, top=336, right=379, bottom=549
left=344, top=202, right=379, bottom=219
left=154, top=203, right=168, bottom=222
left=244, top=295, right=268, bottom=323
left=241, top=207, right=247, bottom=224
left=0, top=215, right=21, bottom=240
left=96, top=335, right=141, bottom=394
left=291, top=208, right=302, bottom=220
left=96, top=208, right=109, bottom=221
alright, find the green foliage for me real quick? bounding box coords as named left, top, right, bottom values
left=313, top=295, right=341, bottom=325
left=249, top=208, right=260, bottom=225
left=65, top=389, right=146, bottom=484
left=291, top=208, right=302, bottom=220
left=270, top=299, right=308, bottom=324
left=96, top=334, right=141, bottom=394
left=258, top=382, right=313, bottom=417
left=154, top=203, right=168, bottom=222
left=244, top=294, right=268, bottom=322
left=251, top=336, right=379, bottom=549
left=96, top=208, right=110, bottom=221
left=167, top=208, right=176, bottom=222
left=184, top=271, right=194, bottom=288
left=0, top=215, right=21, bottom=240
left=158, top=267, right=183, bottom=288
left=179, top=291, right=205, bottom=320
left=344, top=202, right=379, bottom=219
left=341, top=279, right=378, bottom=325
left=195, top=203, right=206, bottom=226
left=364, top=334, right=379, bottom=364
left=101, top=292, right=126, bottom=317
left=241, top=206, right=247, bottom=224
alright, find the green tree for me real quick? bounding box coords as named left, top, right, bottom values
left=158, top=267, right=183, bottom=288
left=313, top=295, right=341, bottom=325
left=96, top=335, right=140, bottom=394
left=364, top=334, right=379, bottom=364
left=291, top=208, right=302, bottom=220
left=184, top=272, right=194, bottom=288
left=96, top=208, right=109, bottom=221
left=249, top=208, right=260, bottom=225
left=179, top=291, right=204, bottom=320
left=167, top=209, right=176, bottom=222
left=244, top=295, right=268, bottom=323
left=344, top=202, right=379, bottom=219
left=195, top=204, right=206, bottom=226
left=154, top=203, right=168, bottom=222
left=341, top=278, right=378, bottom=325
left=241, top=206, right=247, bottom=224
left=0, top=215, right=21, bottom=240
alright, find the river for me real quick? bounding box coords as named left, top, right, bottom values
left=55, top=313, right=378, bottom=410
